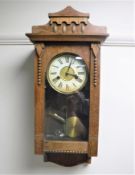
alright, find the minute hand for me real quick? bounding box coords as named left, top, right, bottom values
left=66, top=58, right=73, bottom=73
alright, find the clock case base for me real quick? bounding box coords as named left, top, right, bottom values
left=44, top=153, right=91, bottom=166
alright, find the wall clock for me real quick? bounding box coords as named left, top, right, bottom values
left=26, top=6, right=108, bottom=166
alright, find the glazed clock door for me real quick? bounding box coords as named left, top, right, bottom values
left=44, top=53, right=90, bottom=141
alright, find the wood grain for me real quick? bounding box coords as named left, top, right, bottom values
left=88, top=44, right=100, bottom=156
left=34, top=43, right=45, bottom=154
left=44, top=141, right=88, bottom=153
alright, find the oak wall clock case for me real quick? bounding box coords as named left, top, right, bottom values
left=26, top=6, right=108, bottom=166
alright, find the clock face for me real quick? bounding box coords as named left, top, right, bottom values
left=47, top=54, right=87, bottom=94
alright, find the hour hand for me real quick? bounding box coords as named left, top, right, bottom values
left=66, top=72, right=78, bottom=79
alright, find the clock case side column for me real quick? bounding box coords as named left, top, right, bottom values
left=34, top=43, right=46, bottom=154
left=88, top=43, right=101, bottom=157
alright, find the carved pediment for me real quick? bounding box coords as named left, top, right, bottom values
left=49, top=6, right=89, bottom=25
left=26, top=6, right=108, bottom=42
left=49, top=6, right=89, bottom=17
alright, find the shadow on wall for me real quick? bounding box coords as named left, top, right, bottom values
left=16, top=50, right=35, bottom=163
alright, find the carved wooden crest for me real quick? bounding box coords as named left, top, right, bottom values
left=26, top=6, right=108, bottom=42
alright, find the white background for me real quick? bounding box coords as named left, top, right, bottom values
left=0, top=0, right=134, bottom=174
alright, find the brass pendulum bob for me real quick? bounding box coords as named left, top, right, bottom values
left=66, top=116, right=86, bottom=138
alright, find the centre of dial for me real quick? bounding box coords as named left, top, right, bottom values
left=60, top=66, right=75, bottom=81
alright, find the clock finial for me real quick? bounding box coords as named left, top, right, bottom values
left=48, top=6, right=89, bottom=25
left=48, top=6, right=89, bottom=18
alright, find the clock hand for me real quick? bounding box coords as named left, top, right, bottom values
left=52, top=76, right=60, bottom=83
left=66, top=72, right=78, bottom=79
left=54, top=76, right=60, bottom=79
left=57, top=76, right=60, bottom=79
left=66, top=58, right=73, bottom=75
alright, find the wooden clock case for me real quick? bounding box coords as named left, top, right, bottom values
left=26, top=6, right=108, bottom=166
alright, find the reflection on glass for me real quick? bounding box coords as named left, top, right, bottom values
left=44, top=54, right=89, bottom=141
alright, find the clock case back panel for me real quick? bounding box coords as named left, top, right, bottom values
left=26, top=6, right=108, bottom=166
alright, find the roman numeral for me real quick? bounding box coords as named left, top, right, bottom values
left=58, top=59, right=63, bottom=64
left=76, top=78, right=83, bottom=83
left=66, top=84, right=69, bottom=91
left=52, top=77, right=59, bottom=83
left=52, top=65, right=59, bottom=68
left=72, top=83, right=77, bottom=87
left=78, top=72, right=85, bottom=75
left=65, top=56, right=69, bottom=63
left=50, top=72, right=57, bottom=75
left=71, top=58, right=75, bottom=64
left=76, top=65, right=85, bottom=68
left=58, top=82, right=62, bottom=88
